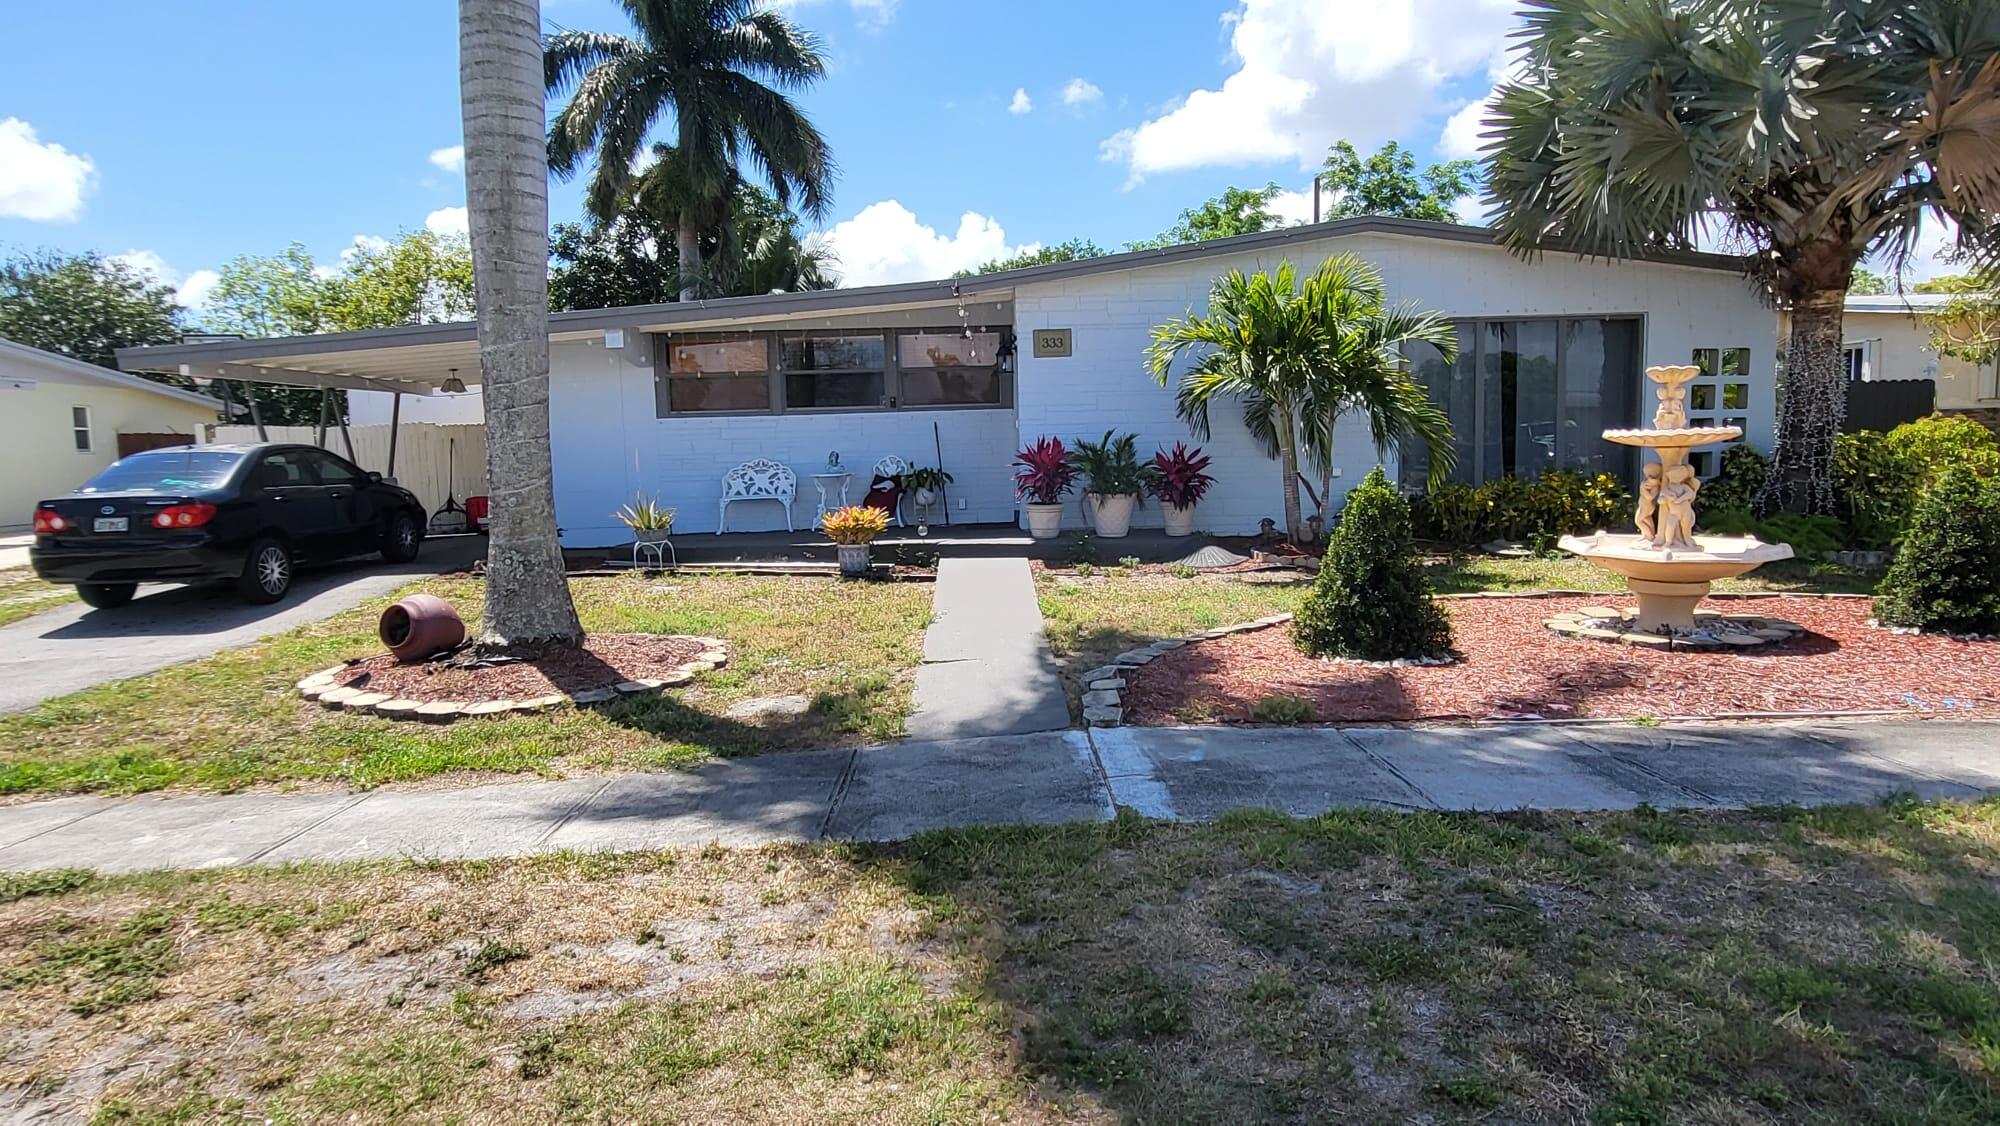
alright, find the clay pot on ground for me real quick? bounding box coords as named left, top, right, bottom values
left=379, top=593, right=467, bottom=662
left=1162, top=503, right=1196, bottom=538
left=1087, top=493, right=1137, bottom=538
left=1023, top=502, right=1065, bottom=539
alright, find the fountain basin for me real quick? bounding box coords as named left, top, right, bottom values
left=1558, top=533, right=1794, bottom=632
left=1600, top=426, right=1741, bottom=449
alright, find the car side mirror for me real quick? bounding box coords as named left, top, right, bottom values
left=367, top=471, right=383, bottom=482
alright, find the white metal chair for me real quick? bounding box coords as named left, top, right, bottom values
left=718, top=459, right=797, bottom=533
left=872, top=454, right=911, bottom=527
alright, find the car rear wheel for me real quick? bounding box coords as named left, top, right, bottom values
left=76, top=582, right=137, bottom=610
left=238, top=537, right=293, bottom=604
left=381, top=512, right=422, bottom=563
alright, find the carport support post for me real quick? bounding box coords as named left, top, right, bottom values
left=386, top=392, right=402, bottom=477
left=245, top=384, right=268, bottom=441
left=314, top=390, right=331, bottom=448
left=334, top=397, right=356, bottom=462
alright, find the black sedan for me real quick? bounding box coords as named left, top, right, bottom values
left=30, top=443, right=427, bottom=607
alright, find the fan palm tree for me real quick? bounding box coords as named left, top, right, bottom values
left=1483, top=0, right=2000, bottom=515
left=1147, top=256, right=1457, bottom=541
left=545, top=0, right=834, bottom=302
left=461, top=0, right=583, bottom=647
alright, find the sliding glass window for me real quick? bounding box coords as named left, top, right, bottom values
left=898, top=332, right=1005, bottom=407
left=660, top=336, right=771, bottom=414
left=780, top=333, right=885, bottom=410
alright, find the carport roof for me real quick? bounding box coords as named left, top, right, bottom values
left=115, top=216, right=1746, bottom=394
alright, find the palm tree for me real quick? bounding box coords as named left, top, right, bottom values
left=460, top=0, right=583, bottom=647
left=545, top=0, right=834, bottom=302
left=1483, top=0, right=2000, bottom=515
left=1147, top=256, right=1456, bottom=541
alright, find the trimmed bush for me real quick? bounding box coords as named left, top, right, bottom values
left=1875, top=466, right=2000, bottom=635
left=1835, top=415, right=2000, bottom=549
left=1412, top=469, right=1628, bottom=551
left=1698, top=444, right=1770, bottom=516
left=1294, top=467, right=1453, bottom=660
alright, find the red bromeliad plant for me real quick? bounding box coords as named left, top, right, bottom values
left=1013, top=437, right=1079, bottom=505
left=1145, top=442, right=1215, bottom=509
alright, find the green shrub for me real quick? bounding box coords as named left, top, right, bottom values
left=1699, top=444, right=1770, bottom=515
left=1835, top=416, right=2000, bottom=549
left=1701, top=506, right=1844, bottom=559
left=1413, top=481, right=1487, bottom=551
left=1294, top=467, right=1452, bottom=660
left=1412, top=470, right=1629, bottom=549
left=1875, top=466, right=2000, bottom=635
left=1248, top=694, right=1316, bottom=723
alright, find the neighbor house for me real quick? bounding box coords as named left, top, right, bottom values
left=1, top=338, right=226, bottom=530
left=117, top=217, right=1772, bottom=546
left=1823, top=292, right=1999, bottom=431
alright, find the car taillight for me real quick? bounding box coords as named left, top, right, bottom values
left=32, top=509, right=66, bottom=534
left=151, top=503, right=217, bottom=529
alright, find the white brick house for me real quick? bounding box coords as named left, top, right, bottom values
left=119, top=218, right=1773, bottom=547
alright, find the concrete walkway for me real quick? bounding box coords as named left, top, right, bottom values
left=2, top=719, right=1995, bottom=875
left=904, top=557, right=1071, bottom=740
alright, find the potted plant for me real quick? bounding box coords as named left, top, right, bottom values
left=1013, top=437, right=1078, bottom=539
left=822, top=505, right=889, bottom=577
left=1069, top=430, right=1151, bottom=538
left=1145, top=442, right=1215, bottom=537
left=897, top=466, right=954, bottom=523
left=614, top=496, right=675, bottom=544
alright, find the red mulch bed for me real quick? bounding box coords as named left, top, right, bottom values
left=1123, top=596, right=2000, bottom=724
left=329, top=633, right=708, bottom=704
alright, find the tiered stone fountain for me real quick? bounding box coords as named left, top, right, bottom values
left=1555, top=365, right=1800, bottom=647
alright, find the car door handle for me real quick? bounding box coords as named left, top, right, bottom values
left=271, top=494, right=289, bottom=503
left=328, top=490, right=348, bottom=499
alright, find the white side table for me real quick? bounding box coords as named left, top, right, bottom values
left=811, top=472, right=852, bottom=527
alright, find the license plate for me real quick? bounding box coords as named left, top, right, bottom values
left=92, top=517, right=128, bottom=533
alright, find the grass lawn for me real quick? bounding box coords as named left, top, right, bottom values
left=0, top=568, right=75, bottom=628
left=0, top=574, right=929, bottom=798
left=6, top=799, right=2000, bottom=1121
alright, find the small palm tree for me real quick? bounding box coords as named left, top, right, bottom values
left=1147, top=256, right=1456, bottom=541
left=1483, top=0, right=2000, bottom=515
left=460, top=0, right=583, bottom=647
left=545, top=0, right=834, bottom=301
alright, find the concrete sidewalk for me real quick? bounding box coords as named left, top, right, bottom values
left=3, top=719, right=1995, bottom=875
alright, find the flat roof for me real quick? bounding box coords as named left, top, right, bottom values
left=117, top=216, right=1748, bottom=392
left=0, top=337, right=227, bottom=412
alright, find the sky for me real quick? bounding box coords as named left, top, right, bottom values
left=0, top=0, right=1961, bottom=318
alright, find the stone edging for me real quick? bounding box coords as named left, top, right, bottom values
left=1074, top=589, right=1883, bottom=729
left=294, top=637, right=730, bottom=723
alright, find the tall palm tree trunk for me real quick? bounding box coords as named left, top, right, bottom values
left=1276, top=401, right=1303, bottom=542
left=676, top=218, right=702, bottom=303
left=1757, top=288, right=1848, bottom=517
left=460, top=0, right=583, bottom=647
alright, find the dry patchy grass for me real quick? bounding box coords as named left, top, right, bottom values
left=0, top=567, right=75, bottom=628
left=0, top=574, right=929, bottom=798
left=6, top=799, right=2000, bottom=1122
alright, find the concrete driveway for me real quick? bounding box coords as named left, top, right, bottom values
left=0, top=535, right=484, bottom=714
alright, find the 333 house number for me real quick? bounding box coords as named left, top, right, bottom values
left=1032, top=328, right=1072, bottom=358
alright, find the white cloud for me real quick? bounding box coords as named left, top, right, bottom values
left=424, top=206, right=469, bottom=238
left=1009, top=88, right=1033, bottom=115
left=108, top=250, right=221, bottom=311
left=1103, top=0, right=1516, bottom=184
left=338, top=233, right=392, bottom=268
left=1268, top=188, right=1315, bottom=226
left=1437, top=97, right=1491, bottom=160
left=1061, top=78, right=1103, bottom=107
left=818, top=200, right=1027, bottom=287
left=428, top=145, right=465, bottom=173
left=1450, top=194, right=1489, bottom=226
left=0, top=118, right=96, bottom=222
left=767, top=0, right=898, bottom=28
left=1869, top=212, right=1964, bottom=285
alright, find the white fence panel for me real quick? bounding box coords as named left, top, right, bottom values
left=208, top=423, right=486, bottom=518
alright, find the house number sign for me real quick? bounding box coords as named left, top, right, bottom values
left=1031, top=328, right=1073, bottom=358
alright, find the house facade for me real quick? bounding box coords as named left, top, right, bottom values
left=1829, top=293, right=1998, bottom=427
left=0, top=338, right=225, bottom=530
left=118, top=218, right=1771, bottom=547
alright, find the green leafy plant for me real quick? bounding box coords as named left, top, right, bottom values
left=1835, top=416, right=2000, bottom=549
left=896, top=466, right=954, bottom=493
left=1292, top=466, right=1452, bottom=660
left=1412, top=470, right=1629, bottom=548
left=1117, top=556, right=1142, bottom=570
left=1068, top=431, right=1153, bottom=498
left=821, top=505, right=889, bottom=546
left=1699, top=507, right=1843, bottom=559
left=1875, top=466, right=2000, bottom=635
left=613, top=496, right=675, bottom=534
left=1699, top=445, right=1772, bottom=516
left=1411, top=481, right=1487, bottom=551
left=1248, top=694, right=1316, bottom=724
left=1167, top=563, right=1198, bottom=579
left=1066, top=532, right=1098, bottom=567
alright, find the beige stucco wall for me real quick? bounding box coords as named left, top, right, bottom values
left=0, top=379, right=219, bottom=529
left=1836, top=308, right=1998, bottom=410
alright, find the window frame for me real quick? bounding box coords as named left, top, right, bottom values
left=653, top=327, right=1013, bottom=419
left=71, top=405, right=92, bottom=453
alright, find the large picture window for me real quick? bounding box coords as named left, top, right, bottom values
left=780, top=333, right=885, bottom=410
left=898, top=331, right=1004, bottom=407
left=661, top=336, right=771, bottom=414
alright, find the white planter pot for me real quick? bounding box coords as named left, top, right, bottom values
left=1088, top=493, right=1137, bottom=538
left=836, top=543, right=871, bottom=578
left=911, top=487, right=939, bottom=509
left=1162, top=503, right=1196, bottom=538
left=1024, top=502, right=1065, bottom=539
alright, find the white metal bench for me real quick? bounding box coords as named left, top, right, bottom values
left=718, top=459, right=797, bottom=533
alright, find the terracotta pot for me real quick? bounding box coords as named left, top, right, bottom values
left=836, top=543, right=871, bottom=578
left=1024, top=502, right=1065, bottom=539
left=379, top=593, right=467, bottom=663
left=1162, top=503, right=1196, bottom=538
left=1087, top=493, right=1136, bottom=538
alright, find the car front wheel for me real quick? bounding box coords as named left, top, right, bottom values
left=381, top=512, right=422, bottom=563
left=238, top=537, right=293, bottom=604
left=76, top=582, right=137, bottom=609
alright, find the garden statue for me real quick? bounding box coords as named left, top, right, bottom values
left=1656, top=464, right=1699, bottom=550
left=1634, top=462, right=1662, bottom=545
left=823, top=451, right=842, bottom=473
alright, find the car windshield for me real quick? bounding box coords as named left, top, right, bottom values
left=79, top=449, right=244, bottom=493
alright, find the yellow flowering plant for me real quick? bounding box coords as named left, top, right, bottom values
left=822, top=505, right=889, bottom=545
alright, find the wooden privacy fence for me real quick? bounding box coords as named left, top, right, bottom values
left=207, top=423, right=487, bottom=518
left=1843, top=379, right=1935, bottom=433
